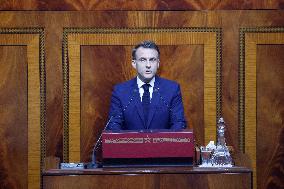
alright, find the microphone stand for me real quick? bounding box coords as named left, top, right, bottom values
left=91, top=91, right=132, bottom=168
left=91, top=116, right=114, bottom=168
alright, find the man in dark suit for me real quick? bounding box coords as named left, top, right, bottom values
left=107, top=41, right=186, bottom=130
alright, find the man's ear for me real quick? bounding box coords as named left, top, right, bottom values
left=157, top=59, right=160, bottom=68
left=131, top=59, right=136, bottom=69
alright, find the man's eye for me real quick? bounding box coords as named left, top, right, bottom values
left=150, top=58, right=157, bottom=62
left=139, top=58, right=146, bottom=62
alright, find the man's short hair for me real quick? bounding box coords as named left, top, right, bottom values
left=132, top=40, right=160, bottom=60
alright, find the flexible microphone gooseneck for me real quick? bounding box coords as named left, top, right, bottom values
left=91, top=89, right=137, bottom=167
left=91, top=115, right=116, bottom=167
left=93, top=115, right=115, bottom=153
left=155, top=87, right=170, bottom=109
left=155, top=86, right=186, bottom=130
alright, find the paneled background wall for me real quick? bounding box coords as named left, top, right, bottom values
left=0, top=1, right=283, bottom=189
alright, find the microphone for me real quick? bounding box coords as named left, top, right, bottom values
left=91, top=115, right=117, bottom=168
left=91, top=90, right=136, bottom=167
left=155, top=87, right=170, bottom=109
left=122, top=88, right=137, bottom=112
left=155, top=86, right=186, bottom=130
left=93, top=116, right=114, bottom=151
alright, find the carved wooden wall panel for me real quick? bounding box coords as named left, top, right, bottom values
left=0, top=29, right=45, bottom=189
left=80, top=45, right=204, bottom=162
left=239, top=29, right=284, bottom=189
left=257, top=45, right=284, bottom=189
left=64, top=29, right=220, bottom=162
left=0, top=46, right=27, bottom=189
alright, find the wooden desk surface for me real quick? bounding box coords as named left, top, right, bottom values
left=43, top=166, right=251, bottom=175
left=43, top=166, right=252, bottom=189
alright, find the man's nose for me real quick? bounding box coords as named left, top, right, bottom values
left=145, top=60, right=151, bottom=68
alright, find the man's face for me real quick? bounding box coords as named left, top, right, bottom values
left=132, top=47, right=160, bottom=83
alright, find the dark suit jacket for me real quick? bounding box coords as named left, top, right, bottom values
left=107, top=76, right=186, bottom=130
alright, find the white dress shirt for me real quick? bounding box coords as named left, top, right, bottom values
left=137, top=76, right=155, bottom=102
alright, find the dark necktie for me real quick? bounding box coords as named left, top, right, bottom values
left=142, top=84, right=150, bottom=126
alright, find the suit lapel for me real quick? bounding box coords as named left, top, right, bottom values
left=131, top=78, right=145, bottom=126
left=146, top=77, right=161, bottom=129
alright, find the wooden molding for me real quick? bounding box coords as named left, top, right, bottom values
left=239, top=27, right=284, bottom=189
left=63, top=28, right=222, bottom=162
left=0, top=28, right=46, bottom=189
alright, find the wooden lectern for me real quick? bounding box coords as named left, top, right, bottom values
left=42, top=130, right=252, bottom=189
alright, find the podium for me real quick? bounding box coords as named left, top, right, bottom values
left=102, top=129, right=194, bottom=167
left=43, top=134, right=252, bottom=189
